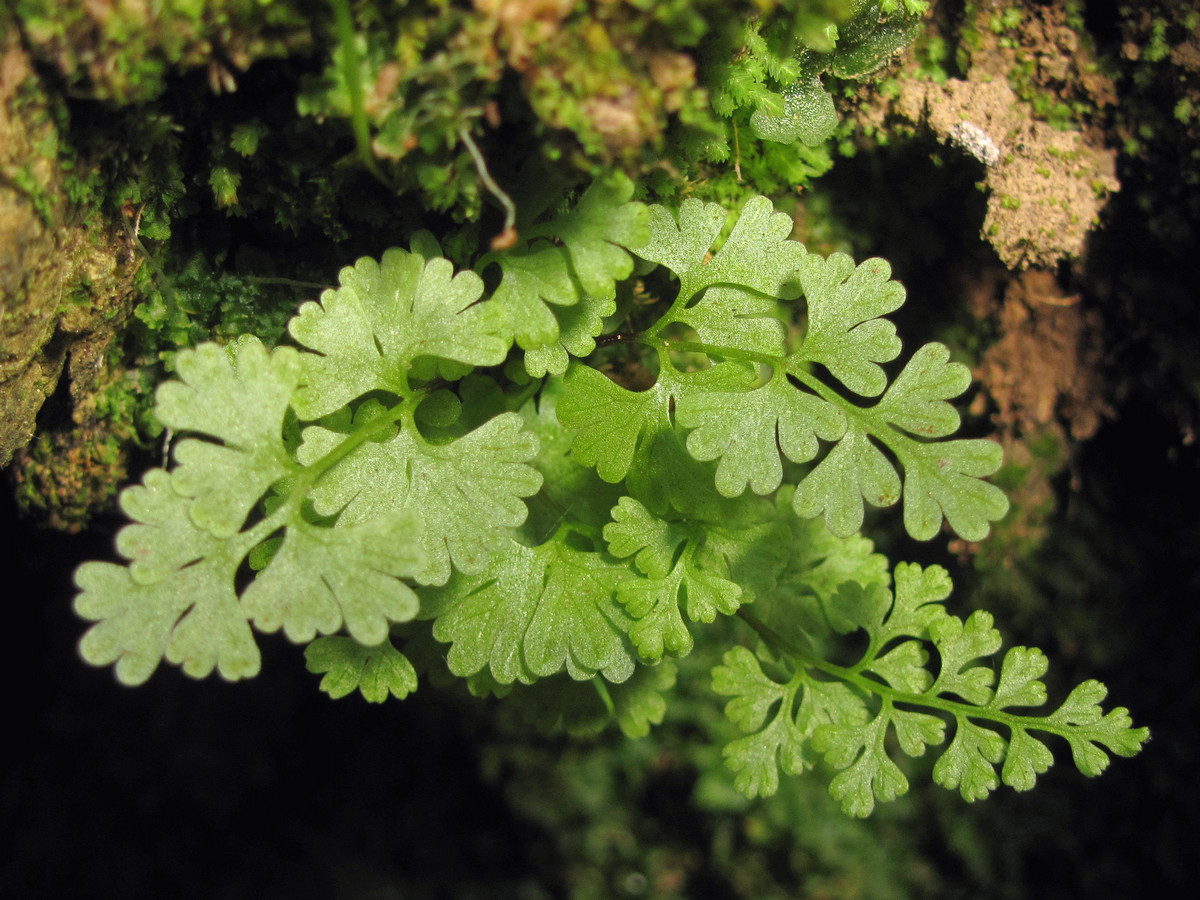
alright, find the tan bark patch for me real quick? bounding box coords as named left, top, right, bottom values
left=1, top=32, right=138, bottom=519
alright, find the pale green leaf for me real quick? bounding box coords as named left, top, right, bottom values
left=795, top=253, right=905, bottom=397
left=793, top=428, right=901, bottom=536
left=480, top=173, right=644, bottom=372
left=75, top=558, right=259, bottom=685
left=537, top=172, right=649, bottom=299
left=928, top=610, right=1002, bottom=705
left=1001, top=728, right=1055, bottom=792
left=874, top=342, right=970, bottom=438
left=477, top=174, right=647, bottom=376
left=156, top=337, right=301, bottom=537
left=612, top=662, right=677, bottom=738
left=789, top=561, right=1149, bottom=812
left=305, top=636, right=418, bottom=702
left=712, top=646, right=784, bottom=733
left=722, top=714, right=801, bottom=799
left=870, top=640, right=932, bottom=693
left=714, top=648, right=866, bottom=799
left=288, top=244, right=508, bottom=418
left=427, top=538, right=636, bottom=684
left=241, top=509, right=425, bottom=645
left=557, top=364, right=672, bottom=483
left=676, top=285, right=788, bottom=357
left=932, top=719, right=1006, bottom=801
left=606, top=499, right=785, bottom=659
left=891, top=707, right=946, bottom=757
left=677, top=371, right=846, bottom=497
left=299, top=412, right=542, bottom=585
left=517, top=378, right=625, bottom=532
left=603, top=496, right=684, bottom=579
left=616, top=575, right=698, bottom=659
left=1046, top=680, right=1151, bottom=775
left=113, top=468, right=229, bottom=585
left=487, top=244, right=576, bottom=350
left=817, top=712, right=909, bottom=817
left=991, top=646, right=1049, bottom=710
left=74, top=470, right=258, bottom=685
left=637, top=200, right=725, bottom=293
left=638, top=195, right=807, bottom=305
left=522, top=294, right=617, bottom=378
left=883, top=561, right=954, bottom=639
left=825, top=562, right=951, bottom=643
left=900, top=438, right=1010, bottom=541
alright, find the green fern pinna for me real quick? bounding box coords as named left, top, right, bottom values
left=74, top=176, right=1146, bottom=817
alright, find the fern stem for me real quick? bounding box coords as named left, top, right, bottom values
left=735, top=607, right=811, bottom=661
left=642, top=330, right=924, bottom=472
left=304, top=398, right=412, bottom=486
left=646, top=337, right=779, bottom=368
left=804, top=654, right=1034, bottom=736
left=593, top=331, right=641, bottom=348
left=458, top=126, right=518, bottom=249
left=734, top=608, right=1082, bottom=743
left=327, top=0, right=390, bottom=187
left=592, top=678, right=616, bottom=717
left=244, top=276, right=334, bottom=291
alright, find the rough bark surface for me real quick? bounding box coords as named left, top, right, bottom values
left=0, top=29, right=135, bottom=474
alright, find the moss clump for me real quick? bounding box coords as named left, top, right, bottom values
left=13, top=0, right=313, bottom=104
left=1, top=25, right=140, bottom=481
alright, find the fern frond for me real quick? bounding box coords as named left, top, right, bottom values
left=560, top=195, right=1008, bottom=542
left=717, top=562, right=1150, bottom=815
